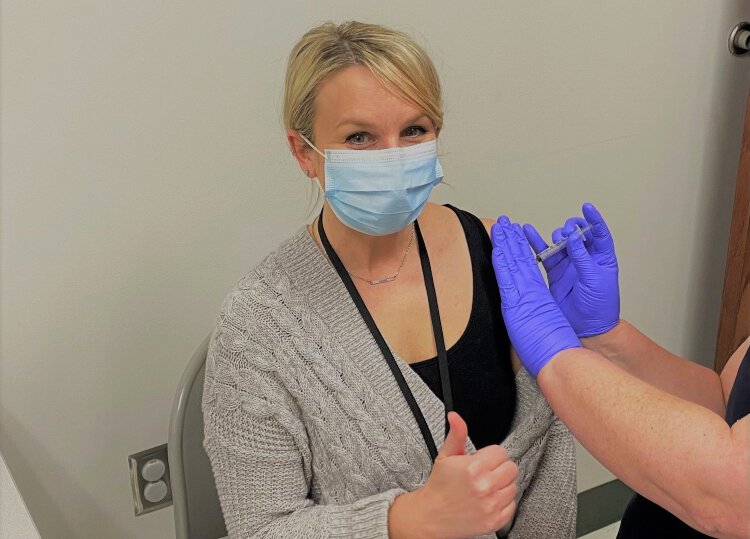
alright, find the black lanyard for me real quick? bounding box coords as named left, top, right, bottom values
left=317, top=213, right=452, bottom=462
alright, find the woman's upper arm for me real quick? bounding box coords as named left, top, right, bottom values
left=480, top=217, right=496, bottom=238
left=203, top=406, right=312, bottom=537
left=502, top=371, right=576, bottom=538
left=203, top=322, right=313, bottom=536
left=507, top=417, right=577, bottom=539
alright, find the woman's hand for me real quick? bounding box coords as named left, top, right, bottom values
left=523, top=202, right=620, bottom=338
left=490, top=216, right=581, bottom=377
left=390, top=412, right=518, bottom=539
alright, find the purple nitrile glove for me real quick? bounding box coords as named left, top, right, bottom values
left=491, top=216, right=581, bottom=378
left=523, top=203, right=620, bottom=338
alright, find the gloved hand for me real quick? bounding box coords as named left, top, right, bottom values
left=491, top=216, right=580, bottom=378
left=523, top=203, right=620, bottom=338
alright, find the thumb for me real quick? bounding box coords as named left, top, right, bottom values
left=438, top=411, right=468, bottom=458
left=582, top=202, right=617, bottom=263
left=565, top=225, right=596, bottom=280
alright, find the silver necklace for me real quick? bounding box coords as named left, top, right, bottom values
left=345, top=224, right=415, bottom=285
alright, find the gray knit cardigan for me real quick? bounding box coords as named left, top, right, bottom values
left=202, top=227, right=577, bottom=538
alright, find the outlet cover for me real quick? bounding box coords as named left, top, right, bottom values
left=128, top=443, right=173, bottom=516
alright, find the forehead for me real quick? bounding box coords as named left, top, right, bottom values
left=313, top=65, right=424, bottom=131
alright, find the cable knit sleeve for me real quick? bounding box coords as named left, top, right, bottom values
left=501, top=370, right=577, bottom=538
left=202, top=284, right=405, bottom=539
left=507, top=417, right=577, bottom=538
left=203, top=408, right=403, bottom=538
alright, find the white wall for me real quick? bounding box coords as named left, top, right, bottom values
left=2, top=1, right=748, bottom=537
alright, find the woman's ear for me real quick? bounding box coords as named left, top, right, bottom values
left=287, top=130, right=315, bottom=178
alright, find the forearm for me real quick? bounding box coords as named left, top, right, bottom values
left=257, top=490, right=404, bottom=539
left=581, top=320, right=725, bottom=415
left=538, top=348, right=749, bottom=539
left=208, top=433, right=405, bottom=539
left=205, top=390, right=404, bottom=539
left=388, top=490, right=433, bottom=539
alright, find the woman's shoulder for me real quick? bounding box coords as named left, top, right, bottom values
left=213, top=227, right=313, bottom=340
left=417, top=203, right=477, bottom=240
left=479, top=217, right=495, bottom=237
left=422, top=203, right=497, bottom=238
left=204, top=229, right=316, bottom=405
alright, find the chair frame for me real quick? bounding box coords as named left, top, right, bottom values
left=168, top=333, right=225, bottom=539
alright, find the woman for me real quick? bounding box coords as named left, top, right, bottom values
left=491, top=205, right=749, bottom=538
left=202, top=21, right=576, bottom=538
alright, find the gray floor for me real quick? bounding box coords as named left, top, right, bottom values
left=580, top=522, right=620, bottom=538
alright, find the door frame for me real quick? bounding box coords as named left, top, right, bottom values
left=715, top=89, right=750, bottom=373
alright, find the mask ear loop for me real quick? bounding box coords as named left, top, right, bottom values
left=298, top=133, right=325, bottom=192
left=299, top=133, right=326, bottom=158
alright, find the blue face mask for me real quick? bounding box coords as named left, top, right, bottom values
left=301, top=135, right=444, bottom=236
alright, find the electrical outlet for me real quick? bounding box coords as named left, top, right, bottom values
left=128, top=443, right=173, bottom=516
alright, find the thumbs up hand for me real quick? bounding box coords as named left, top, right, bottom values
left=416, top=412, right=518, bottom=538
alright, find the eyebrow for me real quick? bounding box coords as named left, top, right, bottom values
left=334, top=113, right=431, bottom=131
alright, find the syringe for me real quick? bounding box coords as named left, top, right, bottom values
left=536, top=224, right=592, bottom=263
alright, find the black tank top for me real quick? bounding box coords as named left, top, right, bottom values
left=617, top=346, right=750, bottom=538
left=409, top=205, right=517, bottom=448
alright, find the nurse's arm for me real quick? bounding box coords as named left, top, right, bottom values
left=581, top=320, right=727, bottom=416
left=537, top=347, right=750, bottom=539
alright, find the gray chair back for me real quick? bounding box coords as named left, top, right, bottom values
left=168, top=334, right=228, bottom=539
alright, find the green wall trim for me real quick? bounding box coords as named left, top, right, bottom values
left=576, top=479, right=634, bottom=537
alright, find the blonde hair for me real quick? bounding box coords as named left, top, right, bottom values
left=283, top=21, right=443, bottom=143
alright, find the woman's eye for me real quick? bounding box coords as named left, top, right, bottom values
left=403, top=126, right=427, bottom=138
left=346, top=132, right=371, bottom=145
